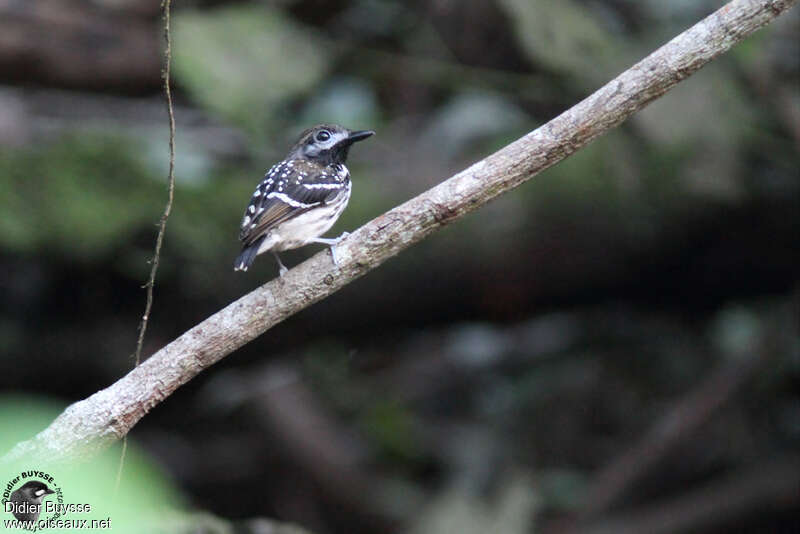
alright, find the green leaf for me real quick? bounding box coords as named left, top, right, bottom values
left=173, top=5, right=333, bottom=134
left=497, top=0, right=627, bottom=85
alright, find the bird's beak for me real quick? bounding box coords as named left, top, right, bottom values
left=347, top=130, right=375, bottom=143
left=45, top=488, right=55, bottom=495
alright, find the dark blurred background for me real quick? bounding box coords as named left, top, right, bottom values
left=0, top=1, right=798, bottom=533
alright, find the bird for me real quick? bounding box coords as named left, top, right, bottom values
left=9, top=480, right=55, bottom=522
left=234, top=124, right=374, bottom=275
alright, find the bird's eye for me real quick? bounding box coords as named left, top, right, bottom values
left=315, top=130, right=331, bottom=142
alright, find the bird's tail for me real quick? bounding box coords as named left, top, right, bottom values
left=234, top=237, right=265, bottom=272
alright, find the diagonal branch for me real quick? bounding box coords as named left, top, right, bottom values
left=3, top=0, right=795, bottom=465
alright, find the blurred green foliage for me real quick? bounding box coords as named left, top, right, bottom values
left=173, top=5, right=333, bottom=140
left=0, top=136, right=160, bottom=259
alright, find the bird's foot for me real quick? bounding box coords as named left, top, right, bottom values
left=330, top=233, right=352, bottom=267
left=308, top=233, right=350, bottom=267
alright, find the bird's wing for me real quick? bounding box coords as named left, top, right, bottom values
left=239, top=160, right=348, bottom=246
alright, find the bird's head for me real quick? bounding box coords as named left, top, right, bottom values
left=288, top=124, right=374, bottom=165
left=17, top=481, right=55, bottom=504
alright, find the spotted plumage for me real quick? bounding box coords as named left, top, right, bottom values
left=235, top=124, right=374, bottom=274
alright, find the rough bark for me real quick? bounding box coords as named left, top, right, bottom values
left=3, top=0, right=796, bottom=465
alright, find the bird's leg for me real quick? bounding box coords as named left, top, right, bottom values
left=307, top=232, right=350, bottom=267
left=273, top=251, right=288, bottom=277
left=307, top=232, right=349, bottom=246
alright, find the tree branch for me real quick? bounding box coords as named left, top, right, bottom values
left=3, top=0, right=795, bottom=465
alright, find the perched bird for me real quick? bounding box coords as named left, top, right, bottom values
left=9, top=480, right=55, bottom=522
left=234, top=124, right=374, bottom=274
